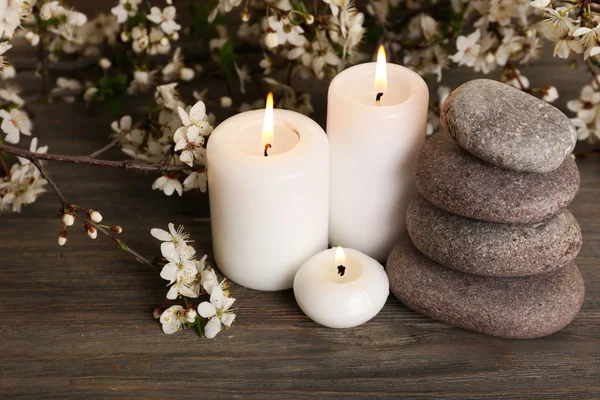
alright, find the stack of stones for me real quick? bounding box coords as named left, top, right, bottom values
left=387, top=79, right=585, bottom=339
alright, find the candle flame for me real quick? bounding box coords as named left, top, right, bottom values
left=262, top=92, right=274, bottom=149
left=374, top=45, right=387, bottom=94
left=335, top=246, right=346, bottom=265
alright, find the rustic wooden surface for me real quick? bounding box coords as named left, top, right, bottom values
left=1, top=5, right=600, bottom=397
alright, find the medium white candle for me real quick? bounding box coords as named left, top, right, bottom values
left=207, top=94, right=329, bottom=291
left=294, top=246, right=389, bottom=328
left=327, top=47, right=429, bottom=262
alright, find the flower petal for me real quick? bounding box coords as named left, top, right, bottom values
left=160, top=263, right=178, bottom=284
left=189, top=101, right=206, bottom=123
left=210, top=286, right=225, bottom=308
left=151, top=228, right=172, bottom=241
left=204, top=316, right=222, bottom=339
left=197, top=301, right=216, bottom=318
left=177, top=107, right=190, bottom=126
left=220, top=312, right=236, bottom=327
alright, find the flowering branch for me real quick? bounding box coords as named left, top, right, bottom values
left=0, top=144, right=191, bottom=173
left=28, top=153, right=156, bottom=270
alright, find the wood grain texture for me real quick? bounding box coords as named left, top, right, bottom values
left=1, top=14, right=599, bottom=399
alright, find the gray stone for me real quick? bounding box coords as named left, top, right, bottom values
left=414, top=130, right=580, bottom=224
left=441, top=79, right=577, bottom=173
left=387, top=236, right=585, bottom=339
left=406, top=196, right=582, bottom=277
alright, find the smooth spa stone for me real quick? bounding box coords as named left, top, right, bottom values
left=441, top=79, right=577, bottom=173
left=414, top=131, right=580, bottom=224
left=386, top=236, right=585, bottom=339
left=406, top=196, right=582, bottom=277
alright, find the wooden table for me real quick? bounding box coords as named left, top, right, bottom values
left=1, top=50, right=599, bottom=399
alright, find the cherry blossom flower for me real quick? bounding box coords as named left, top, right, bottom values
left=111, top=0, right=142, bottom=24
left=197, top=287, right=236, bottom=339
left=160, top=245, right=198, bottom=285
left=152, top=174, right=183, bottom=196
left=151, top=223, right=192, bottom=255
left=111, top=116, right=132, bottom=135
left=541, top=85, right=559, bottom=103
left=567, top=85, right=600, bottom=115
left=50, top=77, right=83, bottom=103
left=183, top=171, right=207, bottom=192
left=451, top=30, right=482, bottom=67
left=176, top=101, right=213, bottom=137
left=147, top=6, right=180, bottom=35
left=160, top=305, right=187, bottom=334
left=268, top=15, right=307, bottom=47
left=0, top=108, right=32, bottom=144
left=166, top=279, right=200, bottom=300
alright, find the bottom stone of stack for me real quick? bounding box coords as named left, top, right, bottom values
left=387, top=236, right=585, bottom=339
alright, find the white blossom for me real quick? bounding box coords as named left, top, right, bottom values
left=0, top=108, right=32, bottom=144
left=183, top=171, right=207, bottom=192
left=152, top=174, right=183, bottom=196
left=147, top=6, right=181, bottom=35
left=160, top=305, right=187, bottom=334
left=197, top=287, right=236, bottom=339
left=111, top=0, right=142, bottom=24
left=451, top=30, right=482, bottom=67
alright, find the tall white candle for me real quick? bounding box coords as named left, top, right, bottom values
left=207, top=95, right=329, bottom=291
left=327, top=47, right=429, bottom=262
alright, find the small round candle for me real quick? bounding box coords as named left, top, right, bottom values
left=207, top=94, right=329, bottom=291
left=293, top=247, right=389, bottom=328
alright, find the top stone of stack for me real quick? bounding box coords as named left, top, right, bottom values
left=441, top=79, right=577, bottom=173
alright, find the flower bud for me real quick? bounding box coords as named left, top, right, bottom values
left=89, top=209, right=103, bottom=223
left=25, top=31, right=40, bottom=46
left=185, top=307, right=197, bottom=323
left=153, top=306, right=164, bottom=319
left=99, top=58, right=112, bottom=70
left=265, top=32, right=279, bottom=49
left=120, top=31, right=130, bottom=42
left=305, top=14, right=314, bottom=25
left=179, top=68, right=195, bottom=81
left=61, top=213, right=75, bottom=226
left=86, top=225, right=97, bottom=239
left=219, top=96, right=232, bottom=108
left=241, top=9, right=251, bottom=22
left=58, top=231, right=67, bottom=246
left=111, top=225, right=123, bottom=234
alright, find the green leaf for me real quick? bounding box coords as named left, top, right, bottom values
left=449, top=9, right=464, bottom=37
left=190, top=317, right=207, bottom=338
left=219, top=40, right=237, bottom=81
left=115, top=52, right=135, bottom=76
left=97, top=73, right=129, bottom=115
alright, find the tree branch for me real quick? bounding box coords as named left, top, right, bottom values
left=27, top=154, right=158, bottom=272
left=0, top=144, right=191, bottom=173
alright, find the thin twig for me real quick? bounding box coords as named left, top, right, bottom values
left=88, top=116, right=148, bottom=159
left=586, top=59, right=600, bottom=89
left=31, top=158, right=68, bottom=208
left=29, top=155, right=158, bottom=271
left=159, top=143, right=176, bottom=168
left=0, top=144, right=191, bottom=173
left=87, top=219, right=158, bottom=271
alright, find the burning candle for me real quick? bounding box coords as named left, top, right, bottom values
left=293, top=246, right=389, bottom=328
left=327, top=46, right=429, bottom=262
left=207, top=93, right=329, bottom=291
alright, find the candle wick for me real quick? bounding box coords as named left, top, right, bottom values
left=264, top=143, right=272, bottom=157
left=337, top=265, right=346, bottom=277
left=376, top=92, right=384, bottom=104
